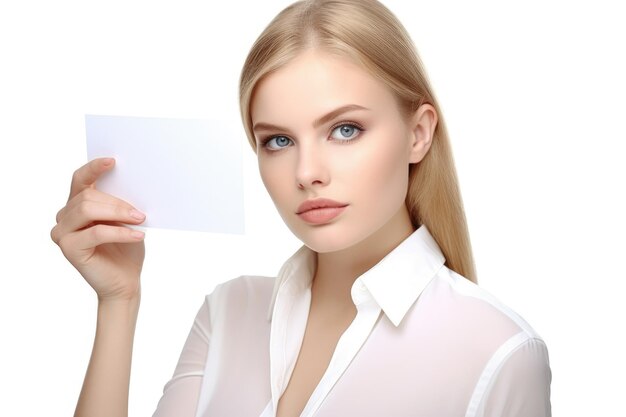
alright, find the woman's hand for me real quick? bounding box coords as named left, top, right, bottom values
left=51, top=157, right=146, bottom=302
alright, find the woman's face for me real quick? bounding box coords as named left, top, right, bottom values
left=250, top=49, right=433, bottom=253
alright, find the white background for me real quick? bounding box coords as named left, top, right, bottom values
left=1, top=0, right=624, bottom=415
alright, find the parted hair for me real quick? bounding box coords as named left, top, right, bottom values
left=239, top=0, right=477, bottom=283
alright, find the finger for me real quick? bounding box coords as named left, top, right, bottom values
left=55, top=199, right=146, bottom=239
left=68, top=157, right=115, bottom=201
left=57, top=193, right=146, bottom=235
left=60, top=224, right=145, bottom=254
left=57, top=187, right=138, bottom=224
left=51, top=218, right=127, bottom=245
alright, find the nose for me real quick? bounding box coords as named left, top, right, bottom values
left=295, top=141, right=330, bottom=190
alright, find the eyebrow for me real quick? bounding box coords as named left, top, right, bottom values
left=252, top=104, right=370, bottom=134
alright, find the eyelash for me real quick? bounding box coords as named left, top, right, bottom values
left=259, top=121, right=365, bottom=151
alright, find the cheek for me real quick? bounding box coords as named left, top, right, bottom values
left=339, top=132, right=409, bottom=204
left=259, top=158, right=292, bottom=207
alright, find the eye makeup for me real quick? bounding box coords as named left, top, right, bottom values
left=258, top=120, right=366, bottom=152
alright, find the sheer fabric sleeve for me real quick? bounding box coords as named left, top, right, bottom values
left=152, top=297, right=211, bottom=417
left=481, top=337, right=552, bottom=417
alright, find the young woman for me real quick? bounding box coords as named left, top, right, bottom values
left=51, top=1, right=551, bottom=416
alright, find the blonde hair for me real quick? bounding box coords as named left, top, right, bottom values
left=239, top=0, right=477, bottom=283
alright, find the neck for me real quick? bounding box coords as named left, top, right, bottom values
left=311, top=206, right=415, bottom=313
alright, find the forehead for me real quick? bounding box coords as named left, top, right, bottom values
left=250, top=49, right=399, bottom=126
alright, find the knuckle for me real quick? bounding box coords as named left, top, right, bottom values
left=55, top=207, right=64, bottom=223
left=80, top=187, right=94, bottom=200
left=56, top=234, right=69, bottom=252
left=76, top=199, right=94, bottom=217
left=71, top=168, right=81, bottom=184
left=90, top=224, right=105, bottom=241
left=50, top=226, right=58, bottom=244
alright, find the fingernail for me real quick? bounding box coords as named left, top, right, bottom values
left=130, top=209, right=145, bottom=220
left=131, top=230, right=145, bottom=239
left=102, top=158, right=114, bottom=166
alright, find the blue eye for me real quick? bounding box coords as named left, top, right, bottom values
left=264, top=135, right=292, bottom=150
left=330, top=123, right=362, bottom=141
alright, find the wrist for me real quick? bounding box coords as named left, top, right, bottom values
left=97, top=294, right=141, bottom=320
left=97, top=285, right=141, bottom=307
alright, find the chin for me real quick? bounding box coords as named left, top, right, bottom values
left=288, top=221, right=372, bottom=254
left=302, top=237, right=353, bottom=254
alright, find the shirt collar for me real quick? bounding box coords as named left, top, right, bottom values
left=266, top=224, right=446, bottom=327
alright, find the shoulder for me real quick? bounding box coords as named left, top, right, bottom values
left=430, top=265, right=546, bottom=341
left=420, top=265, right=550, bottom=371
left=427, top=266, right=551, bottom=415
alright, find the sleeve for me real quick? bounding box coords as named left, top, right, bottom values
left=481, top=337, right=552, bottom=417
left=152, top=297, right=211, bottom=417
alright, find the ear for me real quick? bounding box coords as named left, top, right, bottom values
left=408, top=103, right=438, bottom=164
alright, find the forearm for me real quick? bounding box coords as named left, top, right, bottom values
left=75, top=296, right=140, bottom=417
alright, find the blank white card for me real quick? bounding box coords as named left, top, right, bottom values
left=85, top=114, right=245, bottom=234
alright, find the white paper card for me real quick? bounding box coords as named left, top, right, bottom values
left=85, top=114, right=245, bottom=234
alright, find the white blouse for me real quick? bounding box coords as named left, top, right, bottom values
left=152, top=225, right=552, bottom=417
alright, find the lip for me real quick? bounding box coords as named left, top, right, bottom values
left=296, top=198, right=349, bottom=225
left=296, top=198, right=349, bottom=214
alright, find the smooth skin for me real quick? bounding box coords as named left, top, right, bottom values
left=50, top=157, right=147, bottom=417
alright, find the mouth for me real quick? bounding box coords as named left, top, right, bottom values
left=296, top=198, right=349, bottom=214
left=296, top=198, right=349, bottom=225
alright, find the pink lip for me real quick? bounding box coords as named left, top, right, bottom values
left=296, top=198, right=349, bottom=225
left=296, top=198, right=349, bottom=214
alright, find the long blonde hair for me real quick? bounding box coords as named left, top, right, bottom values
left=239, top=0, right=477, bottom=283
